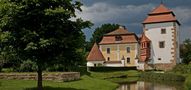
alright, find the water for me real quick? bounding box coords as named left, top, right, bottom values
left=117, top=81, right=184, bottom=90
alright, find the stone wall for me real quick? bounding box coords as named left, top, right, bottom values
left=145, top=63, right=175, bottom=71
left=0, top=72, right=80, bottom=82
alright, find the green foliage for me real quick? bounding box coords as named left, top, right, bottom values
left=90, top=70, right=140, bottom=79
left=87, top=24, right=119, bottom=51
left=172, top=64, right=191, bottom=74
left=0, top=0, right=92, bottom=89
left=1, top=68, right=14, bottom=72
left=140, top=72, right=185, bottom=81
left=180, top=39, right=191, bottom=64
left=184, top=75, right=191, bottom=90
left=19, top=60, right=37, bottom=72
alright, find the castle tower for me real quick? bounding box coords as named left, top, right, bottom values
left=142, top=4, right=181, bottom=70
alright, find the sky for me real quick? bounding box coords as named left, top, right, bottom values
left=76, top=0, right=191, bottom=42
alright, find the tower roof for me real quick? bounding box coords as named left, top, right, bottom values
left=140, top=33, right=150, bottom=42
left=86, top=43, right=105, bottom=61
left=149, top=4, right=172, bottom=15
left=143, top=4, right=180, bottom=25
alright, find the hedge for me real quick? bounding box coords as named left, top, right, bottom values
left=140, top=72, right=185, bottom=81
left=172, top=64, right=191, bottom=74
left=184, top=75, right=191, bottom=90
left=88, top=67, right=137, bottom=72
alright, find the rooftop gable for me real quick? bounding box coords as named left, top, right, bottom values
left=86, top=43, right=105, bottom=61
left=149, top=4, right=172, bottom=15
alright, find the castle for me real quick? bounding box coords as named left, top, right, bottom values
left=86, top=4, right=181, bottom=71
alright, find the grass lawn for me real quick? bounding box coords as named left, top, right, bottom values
left=90, top=70, right=140, bottom=83
left=0, top=75, right=118, bottom=90
left=0, top=70, right=140, bottom=90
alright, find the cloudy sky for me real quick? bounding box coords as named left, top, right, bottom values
left=76, top=0, right=191, bottom=42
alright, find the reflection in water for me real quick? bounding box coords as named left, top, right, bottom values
left=117, top=81, right=182, bottom=90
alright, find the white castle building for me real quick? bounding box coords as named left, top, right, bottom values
left=86, top=4, right=181, bottom=71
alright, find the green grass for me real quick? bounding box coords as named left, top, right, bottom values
left=184, top=74, right=191, bottom=90
left=0, top=70, right=140, bottom=90
left=90, top=70, right=140, bottom=83
left=0, top=75, right=118, bottom=90
left=90, top=70, right=140, bottom=79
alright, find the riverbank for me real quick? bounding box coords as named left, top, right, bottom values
left=0, top=70, right=140, bottom=90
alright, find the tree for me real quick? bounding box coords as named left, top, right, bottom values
left=0, top=0, right=91, bottom=90
left=87, top=24, right=119, bottom=51
left=180, top=39, right=191, bottom=64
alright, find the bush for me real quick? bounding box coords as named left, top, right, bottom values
left=172, top=64, right=191, bottom=74
left=19, top=60, right=37, bottom=72
left=46, top=64, right=65, bottom=72
left=0, top=59, right=3, bottom=72
left=140, top=72, right=185, bottom=81
left=184, top=75, right=191, bottom=90
left=88, top=67, right=137, bottom=72
left=0, top=65, right=2, bottom=72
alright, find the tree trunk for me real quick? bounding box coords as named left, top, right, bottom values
left=37, top=66, right=43, bottom=90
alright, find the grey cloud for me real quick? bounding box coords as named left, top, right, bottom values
left=78, top=2, right=191, bottom=42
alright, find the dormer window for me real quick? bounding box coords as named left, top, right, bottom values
left=115, top=35, right=122, bottom=41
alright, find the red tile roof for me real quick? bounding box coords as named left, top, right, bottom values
left=99, top=27, right=138, bottom=45
left=143, top=4, right=180, bottom=25
left=140, top=33, right=150, bottom=42
left=99, top=35, right=138, bottom=45
left=105, top=27, right=133, bottom=35
left=86, top=43, right=105, bottom=61
left=149, top=4, right=172, bottom=15
left=143, top=13, right=177, bottom=24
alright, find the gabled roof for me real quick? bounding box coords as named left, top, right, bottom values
left=143, top=4, right=180, bottom=25
left=105, top=26, right=133, bottom=36
left=99, top=26, right=138, bottom=45
left=99, top=35, right=138, bottom=45
left=143, top=13, right=177, bottom=24
left=140, top=33, right=150, bottom=42
left=149, top=4, right=172, bottom=15
left=86, top=43, right=105, bottom=61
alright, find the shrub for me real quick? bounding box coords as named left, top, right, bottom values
left=46, top=64, right=65, bottom=72
left=0, top=67, right=2, bottom=72
left=19, top=60, right=37, bottom=72
left=140, top=72, right=185, bottom=81
left=172, top=64, right=191, bottom=74
left=184, top=75, right=191, bottom=90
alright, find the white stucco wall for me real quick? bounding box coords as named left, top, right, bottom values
left=87, top=61, right=104, bottom=67
left=145, top=22, right=175, bottom=64
left=137, top=62, right=144, bottom=70
left=104, top=63, right=124, bottom=67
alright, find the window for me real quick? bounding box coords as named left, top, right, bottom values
left=161, top=28, right=166, bottom=34
left=107, top=48, right=110, bottom=54
left=159, top=41, right=165, bottom=48
left=147, top=43, right=150, bottom=48
left=127, top=58, right=130, bottom=63
left=107, top=57, right=110, bottom=61
left=127, top=47, right=130, bottom=53
left=115, top=36, right=122, bottom=41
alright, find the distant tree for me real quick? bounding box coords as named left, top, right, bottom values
left=180, top=39, right=191, bottom=64
left=87, top=24, right=119, bottom=51
left=0, top=0, right=91, bottom=90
